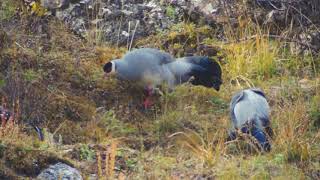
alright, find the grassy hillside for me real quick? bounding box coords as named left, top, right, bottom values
left=0, top=1, right=319, bottom=179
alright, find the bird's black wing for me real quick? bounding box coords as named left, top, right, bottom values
left=250, top=88, right=266, bottom=98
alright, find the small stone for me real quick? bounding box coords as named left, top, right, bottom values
left=122, top=31, right=130, bottom=37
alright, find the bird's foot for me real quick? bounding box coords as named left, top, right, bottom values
left=143, top=96, right=154, bottom=110
left=144, top=85, right=154, bottom=96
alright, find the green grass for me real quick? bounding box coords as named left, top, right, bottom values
left=0, top=0, right=17, bottom=21
left=220, top=37, right=278, bottom=81
left=0, top=7, right=319, bottom=179
left=79, top=144, right=95, bottom=161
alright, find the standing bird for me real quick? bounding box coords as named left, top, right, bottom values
left=103, top=48, right=222, bottom=109
left=228, top=88, right=273, bottom=152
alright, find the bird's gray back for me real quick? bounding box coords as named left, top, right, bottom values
left=230, top=89, right=270, bottom=129
left=123, top=48, right=174, bottom=66
left=165, top=60, right=195, bottom=85
left=115, top=48, right=175, bottom=87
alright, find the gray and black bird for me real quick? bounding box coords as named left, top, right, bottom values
left=0, top=106, right=44, bottom=141
left=103, top=48, right=222, bottom=108
left=228, top=88, right=273, bottom=152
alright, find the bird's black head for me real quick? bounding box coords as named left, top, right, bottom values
left=189, top=58, right=222, bottom=91
left=212, top=77, right=222, bottom=91
left=103, top=62, right=113, bottom=74
left=190, top=75, right=222, bottom=91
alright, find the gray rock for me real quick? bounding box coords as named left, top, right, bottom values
left=169, top=0, right=220, bottom=16
left=46, top=0, right=222, bottom=45
left=37, top=162, right=83, bottom=180
left=249, top=0, right=320, bottom=54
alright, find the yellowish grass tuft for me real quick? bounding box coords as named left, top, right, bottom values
left=272, top=98, right=312, bottom=162
left=95, top=46, right=127, bottom=65
left=95, top=140, right=118, bottom=180
left=106, top=140, right=118, bottom=179
left=219, top=36, right=278, bottom=82
left=169, top=128, right=227, bottom=168
left=97, top=151, right=102, bottom=179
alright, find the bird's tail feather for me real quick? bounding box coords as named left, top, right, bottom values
left=251, top=127, right=271, bottom=152
left=181, top=56, right=222, bottom=90
left=28, top=123, right=44, bottom=141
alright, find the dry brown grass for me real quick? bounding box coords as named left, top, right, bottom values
left=0, top=2, right=319, bottom=178
left=95, top=140, right=118, bottom=180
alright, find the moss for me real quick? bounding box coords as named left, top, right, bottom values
left=137, top=22, right=221, bottom=57
left=100, top=110, right=138, bottom=137
left=2, top=143, right=72, bottom=177
left=79, top=144, right=95, bottom=161
left=0, top=0, right=17, bottom=21
left=310, top=95, right=320, bottom=129
left=53, top=120, right=91, bottom=144
left=1, top=5, right=320, bottom=178
left=23, top=69, right=44, bottom=83
left=0, top=143, right=6, bottom=158
left=165, top=5, right=176, bottom=19
left=0, top=29, right=11, bottom=51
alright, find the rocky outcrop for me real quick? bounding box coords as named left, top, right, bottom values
left=51, top=0, right=178, bottom=44
left=37, top=0, right=223, bottom=45
left=37, top=162, right=83, bottom=180
left=29, top=0, right=320, bottom=54
left=249, top=0, right=320, bottom=54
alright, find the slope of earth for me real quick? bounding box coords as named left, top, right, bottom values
left=0, top=0, right=319, bottom=179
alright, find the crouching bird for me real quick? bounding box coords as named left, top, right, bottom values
left=0, top=106, right=44, bottom=141
left=103, top=48, right=222, bottom=109
left=228, top=88, right=273, bottom=152
left=0, top=106, right=12, bottom=127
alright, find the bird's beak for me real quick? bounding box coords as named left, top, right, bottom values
left=103, top=73, right=109, bottom=79
left=214, top=85, right=220, bottom=91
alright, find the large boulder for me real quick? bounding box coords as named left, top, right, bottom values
left=37, top=162, right=83, bottom=180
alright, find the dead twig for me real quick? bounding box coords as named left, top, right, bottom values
left=128, top=20, right=139, bottom=51
left=222, top=34, right=318, bottom=51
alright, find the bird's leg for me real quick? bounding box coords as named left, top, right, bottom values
left=143, top=85, right=154, bottom=109
left=1, top=113, right=6, bottom=127
left=143, top=97, right=153, bottom=109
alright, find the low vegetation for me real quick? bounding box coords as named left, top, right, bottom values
left=0, top=0, right=319, bottom=179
